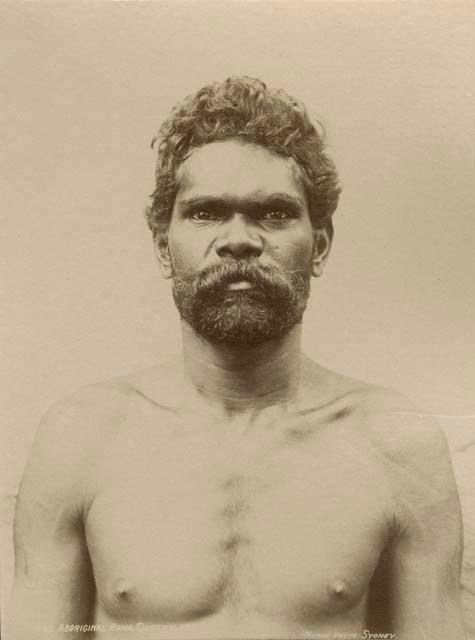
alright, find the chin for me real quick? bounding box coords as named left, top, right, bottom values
left=186, top=295, right=307, bottom=345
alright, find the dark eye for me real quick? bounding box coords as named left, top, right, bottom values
left=262, top=209, right=291, bottom=221
left=190, top=210, right=217, bottom=222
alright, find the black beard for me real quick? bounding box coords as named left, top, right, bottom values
left=171, top=258, right=311, bottom=345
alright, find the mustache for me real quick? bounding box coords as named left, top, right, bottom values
left=173, top=259, right=308, bottom=296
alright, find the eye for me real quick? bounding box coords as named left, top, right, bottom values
left=261, top=209, right=291, bottom=221
left=190, top=209, right=219, bottom=222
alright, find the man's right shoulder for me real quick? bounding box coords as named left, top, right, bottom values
left=26, top=381, right=133, bottom=482
left=39, top=379, right=133, bottom=437
left=21, top=368, right=178, bottom=506
left=36, top=360, right=183, bottom=451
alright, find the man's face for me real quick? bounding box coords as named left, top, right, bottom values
left=159, top=139, right=328, bottom=344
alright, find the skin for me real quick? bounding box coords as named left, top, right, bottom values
left=8, top=140, right=465, bottom=639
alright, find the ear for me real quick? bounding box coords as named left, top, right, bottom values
left=311, top=226, right=332, bottom=277
left=154, top=234, right=172, bottom=279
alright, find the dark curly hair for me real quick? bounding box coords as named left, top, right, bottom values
left=145, top=76, right=341, bottom=247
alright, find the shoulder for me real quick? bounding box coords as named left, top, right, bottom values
left=306, top=361, right=456, bottom=505
left=28, top=358, right=184, bottom=466
left=355, top=385, right=451, bottom=475
left=15, top=362, right=183, bottom=534
left=303, top=359, right=449, bottom=460
left=35, top=357, right=183, bottom=445
left=18, top=381, right=132, bottom=504
left=331, top=381, right=462, bottom=546
left=331, top=382, right=453, bottom=487
left=34, top=378, right=135, bottom=451
left=19, top=364, right=177, bottom=498
left=305, top=360, right=449, bottom=464
left=349, top=385, right=461, bottom=531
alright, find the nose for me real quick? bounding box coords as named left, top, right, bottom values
left=215, top=214, right=264, bottom=259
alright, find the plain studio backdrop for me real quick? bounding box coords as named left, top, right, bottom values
left=1, top=0, right=474, bottom=630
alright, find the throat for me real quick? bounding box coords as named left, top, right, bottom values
left=181, top=321, right=303, bottom=411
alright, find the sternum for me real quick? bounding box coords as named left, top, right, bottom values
left=218, top=474, right=262, bottom=614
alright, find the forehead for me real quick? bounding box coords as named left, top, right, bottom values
left=174, top=139, right=306, bottom=204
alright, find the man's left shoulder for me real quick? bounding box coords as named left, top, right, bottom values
left=355, top=385, right=456, bottom=496
left=358, top=387, right=463, bottom=573
left=305, top=363, right=451, bottom=477
left=358, top=385, right=447, bottom=452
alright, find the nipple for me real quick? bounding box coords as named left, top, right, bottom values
left=328, top=580, right=348, bottom=598
left=113, top=581, right=133, bottom=601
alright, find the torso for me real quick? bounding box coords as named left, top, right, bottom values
left=81, top=363, right=397, bottom=639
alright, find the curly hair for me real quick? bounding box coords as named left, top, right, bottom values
left=145, top=76, right=341, bottom=246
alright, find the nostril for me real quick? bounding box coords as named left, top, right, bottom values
left=216, top=242, right=263, bottom=258
left=215, top=235, right=263, bottom=258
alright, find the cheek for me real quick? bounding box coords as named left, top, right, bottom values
left=168, top=245, right=196, bottom=275
left=271, top=232, right=315, bottom=270
left=166, top=226, right=201, bottom=273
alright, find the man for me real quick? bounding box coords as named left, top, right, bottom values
left=9, top=77, right=465, bottom=639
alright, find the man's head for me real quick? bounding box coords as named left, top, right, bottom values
left=145, top=77, right=341, bottom=345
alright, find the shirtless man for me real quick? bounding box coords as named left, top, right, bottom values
left=9, top=77, right=465, bottom=639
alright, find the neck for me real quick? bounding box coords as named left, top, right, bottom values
left=181, top=322, right=303, bottom=413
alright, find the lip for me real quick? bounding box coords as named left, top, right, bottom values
left=226, top=281, right=254, bottom=291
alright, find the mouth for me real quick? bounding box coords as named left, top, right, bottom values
left=226, top=281, right=254, bottom=291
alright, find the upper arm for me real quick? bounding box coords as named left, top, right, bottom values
left=370, top=400, right=465, bottom=639
left=8, top=400, right=96, bottom=638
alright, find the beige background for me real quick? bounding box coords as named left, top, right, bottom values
left=1, top=0, right=474, bottom=632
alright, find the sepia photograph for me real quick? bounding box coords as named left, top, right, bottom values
left=1, top=2, right=474, bottom=639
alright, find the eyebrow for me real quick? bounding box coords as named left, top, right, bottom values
left=175, top=193, right=306, bottom=214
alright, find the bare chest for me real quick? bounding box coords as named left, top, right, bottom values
left=85, top=415, right=391, bottom=628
